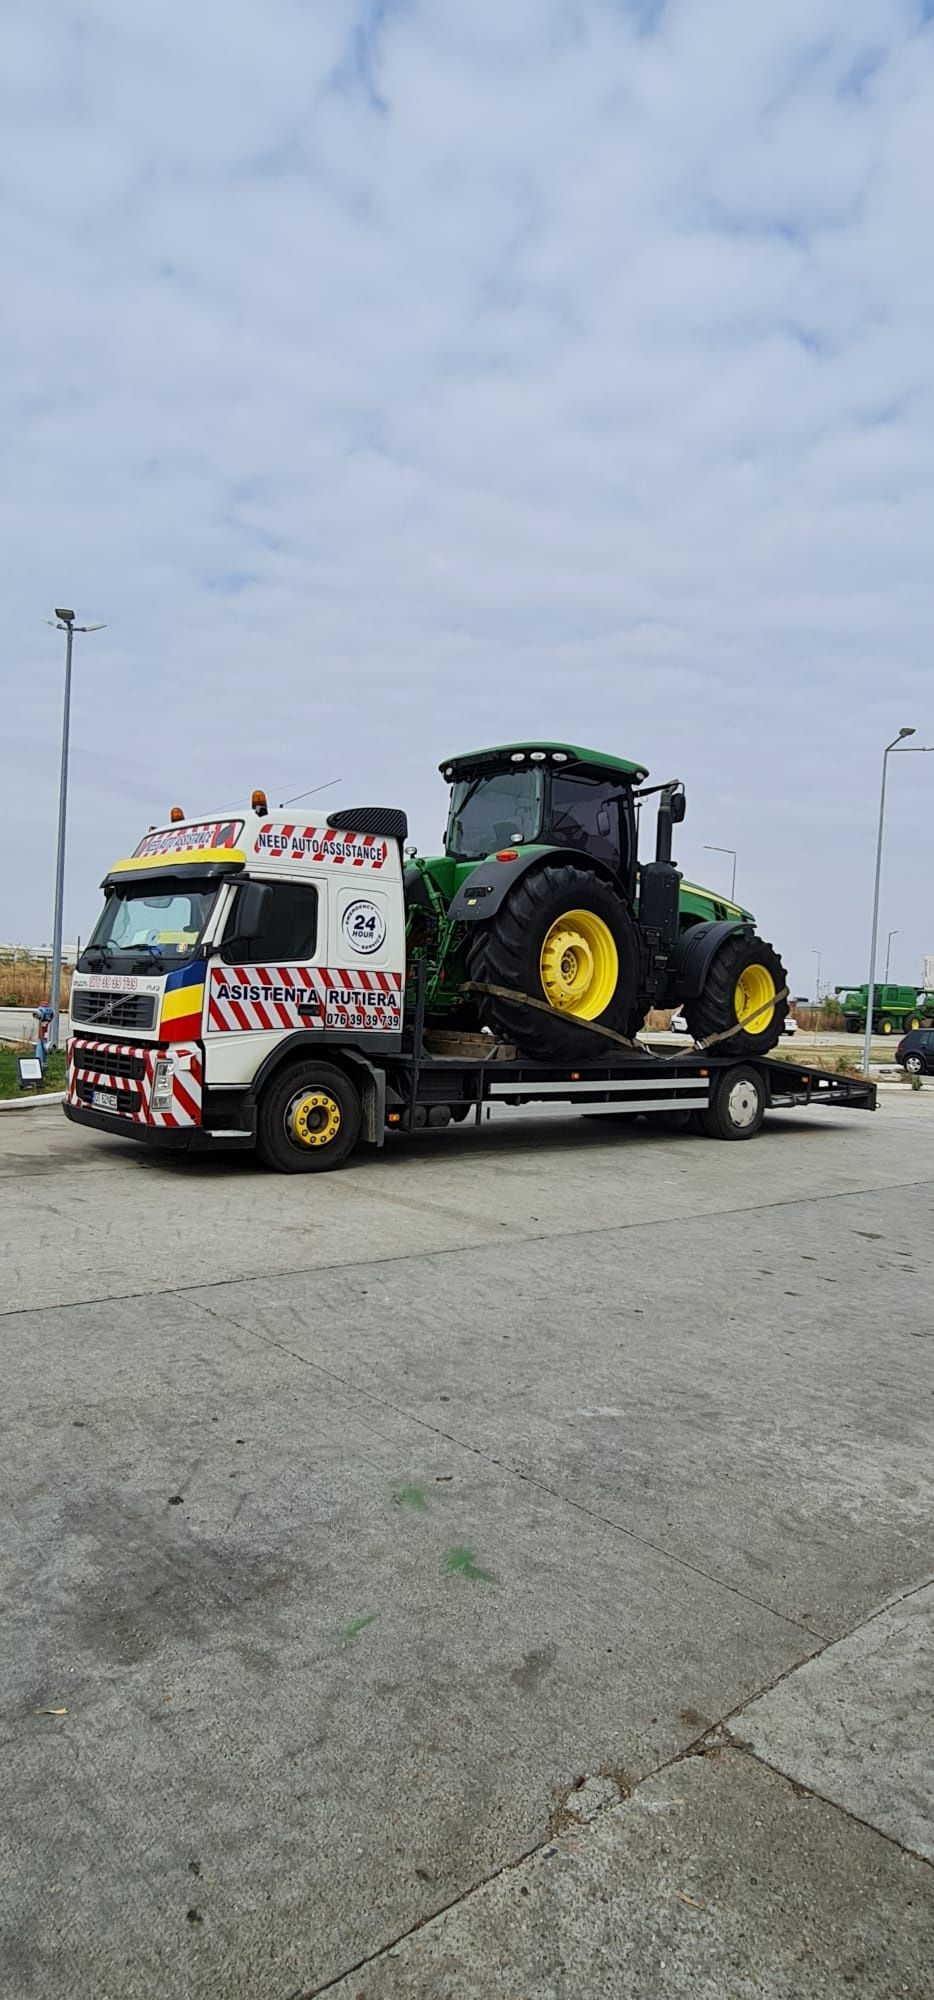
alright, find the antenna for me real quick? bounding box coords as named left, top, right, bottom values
left=277, top=778, right=341, bottom=808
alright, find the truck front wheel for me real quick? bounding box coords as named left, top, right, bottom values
left=257, top=1062, right=361, bottom=1173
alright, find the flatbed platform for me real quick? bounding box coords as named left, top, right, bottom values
left=385, top=1040, right=877, bottom=1143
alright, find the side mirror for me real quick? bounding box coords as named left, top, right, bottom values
left=222, top=880, right=271, bottom=956
left=670, top=791, right=686, bottom=824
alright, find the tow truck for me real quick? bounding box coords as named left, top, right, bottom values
left=65, top=778, right=876, bottom=1170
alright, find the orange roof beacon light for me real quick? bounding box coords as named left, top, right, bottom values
left=252, top=789, right=268, bottom=814
left=169, top=806, right=185, bottom=822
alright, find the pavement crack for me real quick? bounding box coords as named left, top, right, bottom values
left=189, top=1298, right=828, bottom=1645
left=3, top=1171, right=933, bottom=1320
left=723, top=1740, right=934, bottom=1870
left=295, top=1621, right=934, bottom=1997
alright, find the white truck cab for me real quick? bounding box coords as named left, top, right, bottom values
left=66, top=797, right=408, bottom=1163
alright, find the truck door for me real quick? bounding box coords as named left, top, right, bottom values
left=326, top=880, right=404, bottom=1035
left=204, top=875, right=327, bottom=1083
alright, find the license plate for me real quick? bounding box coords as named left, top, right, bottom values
left=93, top=1089, right=119, bottom=1112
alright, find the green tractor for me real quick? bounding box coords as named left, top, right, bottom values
left=405, top=742, right=788, bottom=1060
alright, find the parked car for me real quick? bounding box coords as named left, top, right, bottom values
left=895, top=1027, right=934, bottom=1075
left=669, top=1009, right=794, bottom=1039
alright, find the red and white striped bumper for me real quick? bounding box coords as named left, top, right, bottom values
left=66, top=1038, right=203, bottom=1128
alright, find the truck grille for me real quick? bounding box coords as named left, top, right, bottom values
left=72, top=990, right=157, bottom=1031
left=71, top=1045, right=148, bottom=1082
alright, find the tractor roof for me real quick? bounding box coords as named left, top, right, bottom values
left=439, top=742, right=649, bottom=783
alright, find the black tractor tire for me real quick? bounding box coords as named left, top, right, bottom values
left=257, top=1061, right=361, bottom=1173
left=465, top=864, right=640, bottom=1063
left=699, top=1065, right=766, bottom=1140
left=683, top=933, right=788, bottom=1057
left=903, top=1013, right=921, bottom=1033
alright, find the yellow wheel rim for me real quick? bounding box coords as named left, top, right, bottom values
left=733, top=963, right=776, bottom=1035
left=539, top=908, right=618, bottom=1019
left=287, top=1090, right=342, bottom=1148
left=881, top=1018, right=893, bottom=1034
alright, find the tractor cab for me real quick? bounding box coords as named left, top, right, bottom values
left=440, top=742, right=648, bottom=890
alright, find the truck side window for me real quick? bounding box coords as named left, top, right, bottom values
left=224, top=882, right=318, bottom=961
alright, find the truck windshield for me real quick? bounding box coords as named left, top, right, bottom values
left=447, top=770, right=543, bottom=860
left=79, top=879, right=219, bottom=969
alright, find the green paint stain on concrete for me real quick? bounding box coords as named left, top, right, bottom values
left=340, top=1613, right=377, bottom=1643
left=441, top=1546, right=496, bottom=1584
left=392, top=1485, right=427, bottom=1510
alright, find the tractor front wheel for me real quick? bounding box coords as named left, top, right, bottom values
left=466, top=864, right=640, bottom=1062
left=684, top=934, right=788, bottom=1057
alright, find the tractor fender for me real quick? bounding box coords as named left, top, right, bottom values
left=667, top=918, right=752, bottom=1000
left=447, top=847, right=618, bottom=924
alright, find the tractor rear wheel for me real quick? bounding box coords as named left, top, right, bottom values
left=684, top=933, right=788, bottom=1057
left=466, top=864, right=640, bottom=1061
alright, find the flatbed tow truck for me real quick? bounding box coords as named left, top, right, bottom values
left=65, top=784, right=876, bottom=1171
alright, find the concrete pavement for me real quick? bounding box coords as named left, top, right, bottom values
left=0, top=1094, right=932, bottom=1997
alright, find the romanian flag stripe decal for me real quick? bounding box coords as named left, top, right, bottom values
left=160, top=961, right=205, bottom=1040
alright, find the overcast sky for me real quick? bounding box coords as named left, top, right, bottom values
left=3, top=0, right=933, bottom=994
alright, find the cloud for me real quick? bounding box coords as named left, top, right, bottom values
left=1, top=0, right=933, bottom=992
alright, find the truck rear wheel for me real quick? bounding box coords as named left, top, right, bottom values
left=257, top=1061, right=361, bottom=1172
left=684, top=933, right=787, bottom=1056
left=700, top=1065, right=766, bottom=1140
left=466, top=863, right=640, bottom=1062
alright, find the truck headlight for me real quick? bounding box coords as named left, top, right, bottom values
left=151, top=1058, right=174, bottom=1111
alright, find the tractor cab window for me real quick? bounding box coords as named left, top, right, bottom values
left=447, top=769, right=543, bottom=860
left=549, top=777, right=623, bottom=870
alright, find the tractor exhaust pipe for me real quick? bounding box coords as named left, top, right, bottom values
left=654, top=781, right=685, bottom=865
left=637, top=782, right=686, bottom=958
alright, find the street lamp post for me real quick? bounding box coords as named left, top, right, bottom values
left=812, top=949, right=821, bottom=1002
left=884, top=930, right=898, bottom=983
left=46, top=608, right=105, bottom=1050
left=863, top=729, right=934, bottom=1076
left=703, top=843, right=737, bottom=902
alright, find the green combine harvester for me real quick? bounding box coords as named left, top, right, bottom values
left=834, top=984, right=923, bottom=1037
left=405, top=741, right=788, bottom=1060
